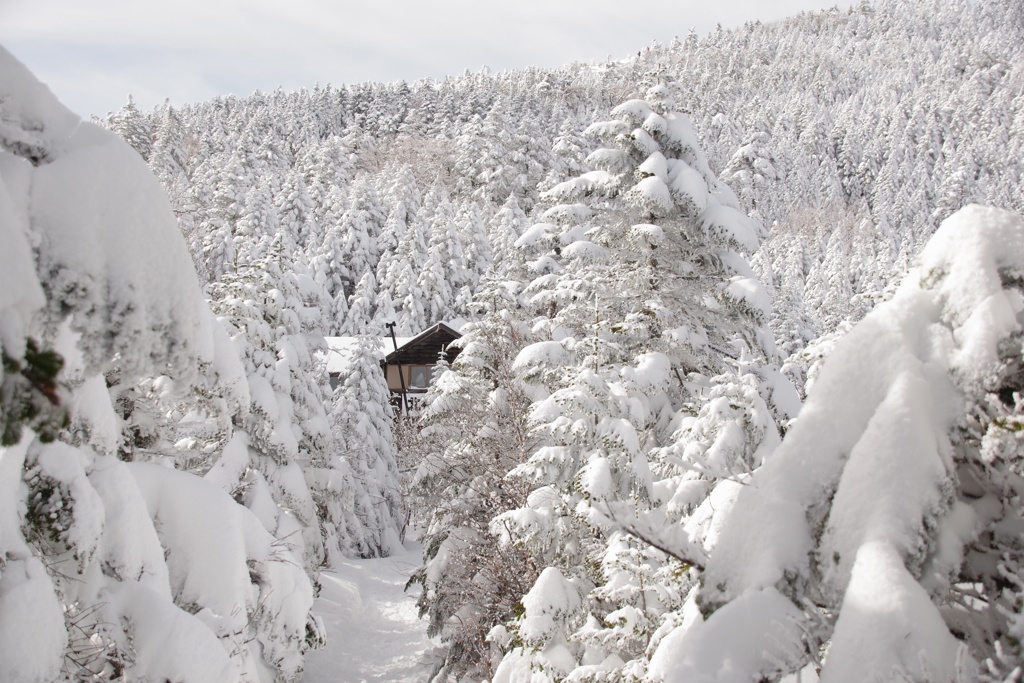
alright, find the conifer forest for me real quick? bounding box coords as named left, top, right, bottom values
left=2, top=0, right=1024, bottom=680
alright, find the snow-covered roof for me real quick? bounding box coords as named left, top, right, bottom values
left=323, top=320, right=466, bottom=374
left=382, top=322, right=463, bottom=365
left=323, top=336, right=411, bottom=375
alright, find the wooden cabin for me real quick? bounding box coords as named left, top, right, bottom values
left=382, top=322, right=462, bottom=412
left=324, top=322, right=463, bottom=413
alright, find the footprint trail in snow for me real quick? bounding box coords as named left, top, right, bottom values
left=302, top=541, right=436, bottom=683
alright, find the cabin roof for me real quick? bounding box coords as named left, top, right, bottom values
left=383, top=322, right=463, bottom=366
left=323, top=322, right=463, bottom=375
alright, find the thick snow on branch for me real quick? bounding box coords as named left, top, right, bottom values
left=916, top=204, right=1024, bottom=388
left=647, top=587, right=807, bottom=682
left=0, top=46, right=207, bottom=381
left=654, top=205, right=1024, bottom=681
left=544, top=170, right=619, bottom=202
left=610, top=99, right=654, bottom=126
left=699, top=203, right=765, bottom=253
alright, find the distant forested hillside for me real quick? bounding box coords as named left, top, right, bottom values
left=106, top=0, right=1024, bottom=353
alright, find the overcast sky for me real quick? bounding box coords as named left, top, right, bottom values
left=1, top=1, right=854, bottom=120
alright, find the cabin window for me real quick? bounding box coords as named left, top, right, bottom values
left=409, top=365, right=446, bottom=389
left=410, top=366, right=429, bottom=389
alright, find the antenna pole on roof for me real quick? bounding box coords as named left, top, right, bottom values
left=386, top=321, right=409, bottom=415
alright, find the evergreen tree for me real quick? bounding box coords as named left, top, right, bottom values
left=487, top=194, right=530, bottom=281
left=448, top=86, right=778, bottom=681
left=207, top=245, right=333, bottom=575
left=106, top=94, right=153, bottom=160
left=320, top=335, right=404, bottom=560
left=409, top=297, right=542, bottom=682
left=653, top=206, right=1024, bottom=682
left=0, top=55, right=322, bottom=682
left=341, top=271, right=380, bottom=336
left=276, top=168, right=317, bottom=249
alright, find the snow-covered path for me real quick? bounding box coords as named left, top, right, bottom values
left=302, top=542, right=436, bottom=683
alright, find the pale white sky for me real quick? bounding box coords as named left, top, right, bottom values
left=1, top=1, right=855, bottom=119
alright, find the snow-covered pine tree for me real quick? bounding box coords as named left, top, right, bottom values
left=308, top=185, right=352, bottom=335
left=207, top=244, right=333, bottom=575
left=719, top=129, right=778, bottom=220
left=456, top=201, right=493, bottom=303
left=408, top=289, right=542, bottom=683
left=105, top=94, right=153, bottom=161
left=322, top=186, right=379, bottom=304
left=0, top=51, right=320, bottom=683
left=320, top=334, right=404, bottom=560
left=276, top=167, right=318, bottom=250
left=649, top=205, right=1024, bottom=682
left=198, top=149, right=251, bottom=281
left=488, top=194, right=530, bottom=281
left=418, top=191, right=461, bottom=323
left=376, top=167, right=428, bottom=334
left=341, top=270, right=381, bottom=336
left=343, top=178, right=387, bottom=276
left=489, top=84, right=779, bottom=681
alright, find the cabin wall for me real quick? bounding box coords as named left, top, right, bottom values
left=386, top=364, right=435, bottom=392
left=333, top=364, right=434, bottom=394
